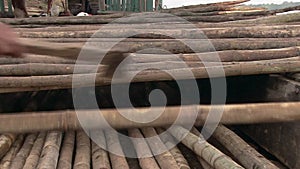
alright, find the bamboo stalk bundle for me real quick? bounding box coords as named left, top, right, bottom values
left=0, top=102, right=299, bottom=133
left=73, top=131, right=91, bottom=169
left=0, top=134, right=17, bottom=159
left=0, top=135, right=24, bottom=169
left=141, top=127, right=180, bottom=169
left=165, top=0, right=250, bottom=11
left=57, top=131, right=75, bottom=169
left=0, top=57, right=298, bottom=92
left=104, top=129, right=129, bottom=169
left=37, top=131, right=62, bottom=169
left=23, top=133, right=47, bottom=169
left=128, top=128, right=160, bottom=169
left=90, top=130, right=111, bottom=169
left=10, top=133, right=37, bottom=169
left=168, top=125, right=244, bottom=169
left=156, top=128, right=190, bottom=169
left=212, top=125, right=279, bottom=169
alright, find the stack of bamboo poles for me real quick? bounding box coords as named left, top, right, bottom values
left=0, top=125, right=285, bottom=169
left=0, top=1, right=299, bottom=168
left=0, top=11, right=299, bottom=93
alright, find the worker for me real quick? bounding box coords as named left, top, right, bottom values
left=0, top=23, right=24, bottom=57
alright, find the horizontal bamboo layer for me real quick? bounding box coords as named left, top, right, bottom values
left=0, top=102, right=298, bottom=133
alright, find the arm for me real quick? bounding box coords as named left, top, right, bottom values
left=0, top=23, right=24, bottom=57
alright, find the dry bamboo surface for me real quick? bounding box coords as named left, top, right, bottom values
left=141, top=127, right=180, bottom=169
left=36, top=131, right=62, bottom=169
left=0, top=57, right=298, bottom=93
left=57, top=131, right=75, bottom=169
left=0, top=102, right=299, bottom=134
left=16, top=26, right=300, bottom=39
left=90, top=130, right=111, bottom=169
left=73, top=131, right=91, bottom=169
left=104, top=129, right=130, bottom=169
left=0, top=135, right=24, bottom=169
left=128, top=128, right=160, bottom=169
left=212, top=125, right=279, bottom=169
left=10, top=133, right=37, bottom=169
left=23, top=132, right=47, bottom=169
left=156, top=128, right=190, bottom=169
left=0, top=134, right=16, bottom=160
left=168, top=125, right=244, bottom=169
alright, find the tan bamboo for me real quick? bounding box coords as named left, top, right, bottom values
left=90, top=130, right=111, bottom=169
left=73, top=131, right=91, bottom=169
left=0, top=102, right=299, bottom=133
left=0, top=58, right=298, bottom=90
left=168, top=125, right=244, bottom=169
left=23, top=133, right=47, bottom=169
left=37, top=131, right=62, bottom=169
left=0, top=135, right=24, bottom=169
left=105, top=129, right=130, bottom=169
left=16, top=26, right=300, bottom=39
left=141, top=127, right=181, bottom=169
left=212, top=125, right=279, bottom=169
left=128, top=128, right=160, bottom=169
left=156, top=128, right=190, bottom=169
left=57, top=131, right=75, bottom=169
left=0, top=134, right=17, bottom=159
left=10, top=134, right=37, bottom=169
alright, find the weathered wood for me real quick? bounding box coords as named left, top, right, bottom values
left=0, top=135, right=24, bottom=169
left=156, top=128, right=190, bottom=169
left=213, top=125, right=279, bottom=169
left=141, top=127, right=180, bottom=169
left=10, top=134, right=37, bottom=169
left=128, top=128, right=160, bottom=169
left=105, top=129, right=130, bottom=169
left=23, top=133, right=47, bottom=169
left=37, top=131, right=62, bottom=169
left=0, top=57, right=298, bottom=91
left=16, top=26, right=300, bottom=39
left=73, top=131, right=91, bottom=169
left=57, top=131, right=75, bottom=169
left=90, top=130, right=111, bottom=169
left=168, top=125, right=244, bottom=169
left=0, top=133, right=16, bottom=160
left=0, top=102, right=299, bottom=133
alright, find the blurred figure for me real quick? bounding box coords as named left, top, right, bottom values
left=0, top=23, right=24, bottom=57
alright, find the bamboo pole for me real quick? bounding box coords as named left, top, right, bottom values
left=90, top=130, right=111, bottom=169
left=10, top=134, right=37, bottom=169
left=0, top=133, right=16, bottom=159
left=73, top=131, right=91, bottom=169
left=0, top=102, right=299, bottom=133
left=212, top=125, right=279, bottom=169
left=37, top=131, right=62, bottom=169
left=0, top=135, right=24, bottom=169
left=23, top=133, right=47, bottom=169
left=156, top=128, right=190, bottom=169
left=57, top=131, right=75, bottom=169
left=141, top=127, right=180, bottom=169
left=128, top=128, right=160, bottom=169
left=16, top=26, right=300, bottom=39
left=105, top=129, right=130, bottom=169
left=168, top=125, right=244, bottom=169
